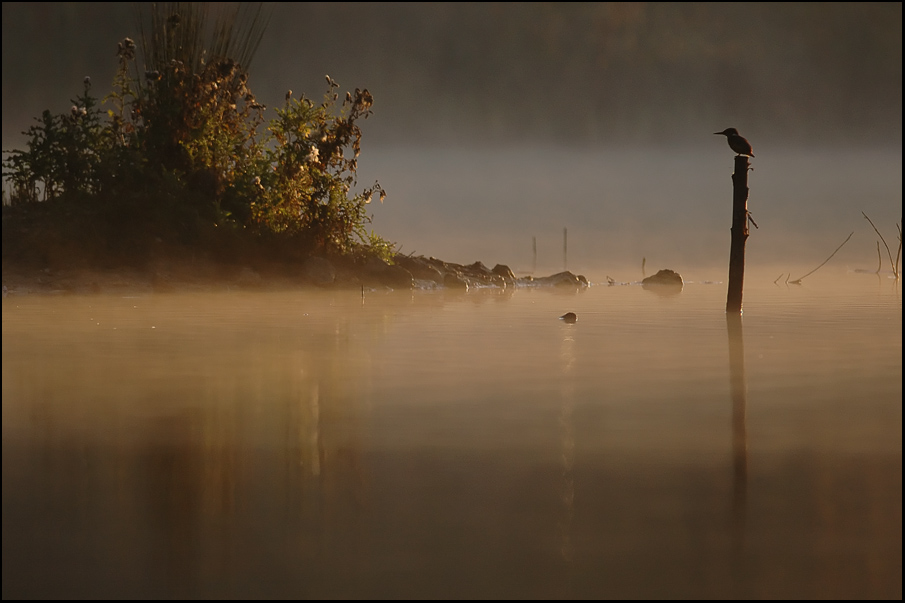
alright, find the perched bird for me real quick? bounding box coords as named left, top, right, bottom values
left=714, top=128, right=754, bottom=157
left=559, top=312, right=577, bottom=324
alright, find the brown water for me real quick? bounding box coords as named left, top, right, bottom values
left=2, top=268, right=901, bottom=598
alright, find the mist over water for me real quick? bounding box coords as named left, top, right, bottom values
left=3, top=277, right=902, bottom=598
left=357, top=145, right=902, bottom=278
left=3, top=3, right=901, bottom=149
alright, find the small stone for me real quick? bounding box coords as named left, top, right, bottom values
left=380, top=264, right=414, bottom=289
left=443, top=272, right=468, bottom=290
left=492, top=264, right=515, bottom=280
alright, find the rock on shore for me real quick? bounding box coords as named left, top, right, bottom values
left=1, top=253, right=591, bottom=296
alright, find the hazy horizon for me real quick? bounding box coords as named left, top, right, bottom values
left=3, top=3, right=901, bottom=149
left=2, top=3, right=901, bottom=274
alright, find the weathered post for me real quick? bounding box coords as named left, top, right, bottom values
left=726, top=155, right=750, bottom=313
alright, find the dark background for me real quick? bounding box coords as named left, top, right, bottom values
left=3, top=2, right=901, bottom=149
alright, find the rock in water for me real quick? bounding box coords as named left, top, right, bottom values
left=641, top=269, right=683, bottom=287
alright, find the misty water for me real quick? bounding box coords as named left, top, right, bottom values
left=355, top=146, right=902, bottom=274
left=2, top=265, right=901, bottom=598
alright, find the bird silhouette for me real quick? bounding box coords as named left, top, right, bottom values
left=714, top=128, right=754, bottom=157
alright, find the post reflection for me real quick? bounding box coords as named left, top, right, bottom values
left=726, top=313, right=748, bottom=553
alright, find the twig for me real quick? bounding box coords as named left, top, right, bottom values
left=862, top=212, right=897, bottom=278
left=875, top=242, right=882, bottom=274
left=896, top=222, right=902, bottom=277
left=789, top=231, right=854, bottom=284
left=773, top=273, right=786, bottom=285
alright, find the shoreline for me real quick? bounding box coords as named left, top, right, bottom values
left=1, top=253, right=591, bottom=298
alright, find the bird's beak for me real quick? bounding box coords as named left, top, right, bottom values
left=713, top=132, right=721, bottom=135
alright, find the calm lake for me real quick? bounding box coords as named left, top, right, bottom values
left=2, top=267, right=901, bottom=598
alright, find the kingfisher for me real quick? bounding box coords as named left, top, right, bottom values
left=714, top=128, right=754, bottom=157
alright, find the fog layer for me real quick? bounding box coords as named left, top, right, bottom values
left=3, top=3, right=901, bottom=148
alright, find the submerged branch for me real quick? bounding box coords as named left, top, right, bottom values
left=789, top=231, right=854, bottom=284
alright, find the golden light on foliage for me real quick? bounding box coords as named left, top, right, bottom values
left=3, top=1, right=393, bottom=262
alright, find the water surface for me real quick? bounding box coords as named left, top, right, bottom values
left=2, top=270, right=901, bottom=598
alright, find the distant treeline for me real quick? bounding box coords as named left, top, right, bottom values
left=3, top=2, right=902, bottom=146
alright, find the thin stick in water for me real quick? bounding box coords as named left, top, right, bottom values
left=789, top=231, right=854, bottom=284
left=532, top=236, right=537, bottom=274
left=895, top=222, right=902, bottom=277
left=563, top=228, right=568, bottom=271
left=862, top=212, right=898, bottom=278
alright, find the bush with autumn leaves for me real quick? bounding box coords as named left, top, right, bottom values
left=2, top=3, right=392, bottom=265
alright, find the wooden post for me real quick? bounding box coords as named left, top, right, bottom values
left=726, top=155, right=750, bottom=314
left=563, top=228, right=568, bottom=270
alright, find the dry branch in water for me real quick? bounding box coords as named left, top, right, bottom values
left=862, top=212, right=900, bottom=279
left=789, top=231, right=854, bottom=285
left=897, top=223, right=903, bottom=275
